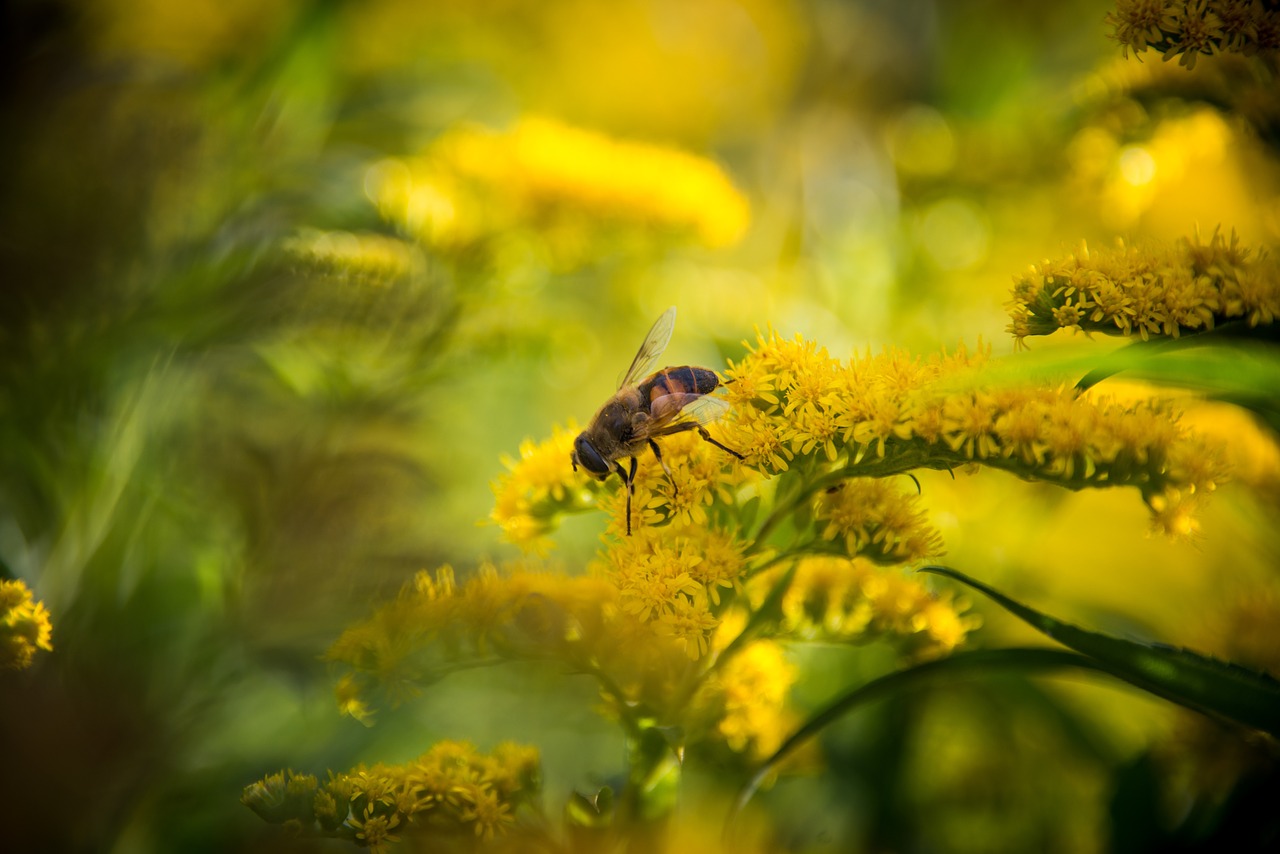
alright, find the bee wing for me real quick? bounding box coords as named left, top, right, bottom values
left=617, top=306, right=677, bottom=390
left=672, top=393, right=731, bottom=426
left=639, top=393, right=731, bottom=440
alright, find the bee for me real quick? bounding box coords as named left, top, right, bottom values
left=571, top=306, right=743, bottom=535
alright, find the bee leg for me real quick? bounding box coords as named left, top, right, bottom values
left=697, top=426, right=745, bottom=460
left=614, top=457, right=639, bottom=536
left=648, top=439, right=677, bottom=497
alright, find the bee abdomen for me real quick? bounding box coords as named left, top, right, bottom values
left=640, top=366, right=719, bottom=403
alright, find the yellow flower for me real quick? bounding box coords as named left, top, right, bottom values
left=247, top=741, right=538, bottom=845
left=698, top=640, right=797, bottom=758
left=1007, top=230, right=1279, bottom=345
left=453, top=780, right=516, bottom=841
left=681, top=527, right=746, bottom=606
left=1168, top=0, right=1226, bottom=67
left=486, top=742, right=542, bottom=797
left=657, top=595, right=721, bottom=660
left=370, top=116, right=750, bottom=259
left=790, top=401, right=843, bottom=461
left=606, top=530, right=707, bottom=622
left=814, top=479, right=944, bottom=563
left=718, top=329, right=1224, bottom=532
left=1, top=579, right=53, bottom=670
left=325, top=557, right=709, bottom=718
left=912, top=599, right=977, bottom=654
left=941, top=391, right=1001, bottom=459
left=490, top=422, right=592, bottom=552
left=645, top=431, right=718, bottom=526
left=1107, top=0, right=1181, bottom=56
left=718, top=404, right=793, bottom=473
left=350, top=808, right=400, bottom=852
left=765, top=558, right=977, bottom=658
left=312, top=790, right=339, bottom=828
left=1145, top=486, right=1203, bottom=537
left=1107, top=1, right=1279, bottom=63
left=724, top=351, right=780, bottom=410
left=1180, top=398, right=1280, bottom=502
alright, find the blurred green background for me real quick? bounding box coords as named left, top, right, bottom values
left=2, top=0, right=1277, bottom=851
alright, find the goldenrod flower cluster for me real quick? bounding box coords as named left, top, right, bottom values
left=814, top=479, right=944, bottom=564
left=369, top=116, right=750, bottom=259
left=242, top=741, right=540, bottom=851
left=719, top=329, right=1225, bottom=536
left=1, top=579, right=53, bottom=670
left=1108, top=0, right=1280, bottom=68
left=1007, top=230, right=1279, bottom=344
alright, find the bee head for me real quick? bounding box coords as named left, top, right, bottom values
left=571, top=434, right=611, bottom=479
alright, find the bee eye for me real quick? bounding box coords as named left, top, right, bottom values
left=573, top=436, right=611, bottom=478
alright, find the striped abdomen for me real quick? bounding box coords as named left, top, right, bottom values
left=637, top=366, right=719, bottom=409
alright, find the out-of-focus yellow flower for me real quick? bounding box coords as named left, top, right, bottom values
left=1182, top=399, right=1280, bottom=502
left=1007, top=229, right=1279, bottom=343
left=334, top=673, right=375, bottom=726
left=1, top=579, right=53, bottom=670
left=370, top=116, right=750, bottom=261
left=694, top=639, right=797, bottom=759
left=326, top=561, right=698, bottom=720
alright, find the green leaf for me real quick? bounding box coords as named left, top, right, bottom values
left=738, top=494, right=761, bottom=532
left=922, top=565, right=1280, bottom=738
left=790, top=493, right=815, bottom=536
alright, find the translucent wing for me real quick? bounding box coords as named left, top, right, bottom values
left=639, top=393, right=731, bottom=440
left=673, top=394, right=731, bottom=426
left=617, top=306, right=677, bottom=390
